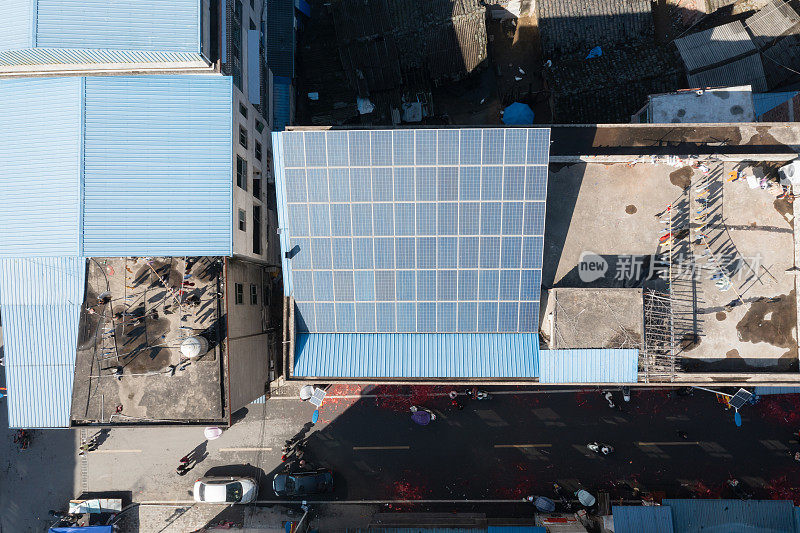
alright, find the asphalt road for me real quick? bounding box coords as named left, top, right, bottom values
left=4, top=386, right=800, bottom=531
left=300, top=387, right=800, bottom=502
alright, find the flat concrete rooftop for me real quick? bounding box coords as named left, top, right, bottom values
left=541, top=288, right=644, bottom=350
left=543, top=160, right=798, bottom=373
left=72, top=257, right=226, bottom=424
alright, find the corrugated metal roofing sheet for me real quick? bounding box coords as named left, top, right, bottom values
left=486, top=526, right=547, bottom=533
left=675, top=21, right=756, bottom=72
left=755, top=386, right=800, bottom=395
left=294, top=333, right=540, bottom=378
left=81, top=76, right=233, bottom=257
left=0, top=78, right=81, bottom=257
left=612, top=505, right=675, bottom=533
left=687, top=53, right=768, bottom=92
left=35, top=0, right=200, bottom=52
left=662, top=499, right=798, bottom=533
left=0, top=258, right=85, bottom=305
left=745, top=0, right=800, bottom=49
left=0, top=257, right=86, bottom=428
left=538, top=349, right=639, bottom=383
left=0, top=0, right=34, bottom=50
left=0, top=0, right=203, bottom=63
left=0, top=75, right=234, bottom=258
left=0, top=77, right=82, bottom=257
left=0, top=49, right=205, bottom=67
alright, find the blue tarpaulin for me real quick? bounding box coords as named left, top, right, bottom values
left=50, top=527, right=113, bottom=533
left=586, top=46, right=603, bottom=59
left=501, top=102, right=534, bottom=125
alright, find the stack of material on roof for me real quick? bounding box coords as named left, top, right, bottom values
left=330, top=0, right=491, bottom=94
left=674, top=0, right=800, bottom=92
left=675, top=20, right=768, bottom=92
left=537, top=0, right=653, bottom=56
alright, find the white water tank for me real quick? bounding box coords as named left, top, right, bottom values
left=779, top=160, right=800, bottom=191
left=181, top=336, right=209, bottom=359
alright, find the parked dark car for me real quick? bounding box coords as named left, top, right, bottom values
left=273, top=469, right=333, bottom=497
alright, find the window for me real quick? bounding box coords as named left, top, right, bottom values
left=253, top=205, right=262, bottom=254
left=234, top=283, right=243, bottom=304
left=250, top=284, right=258, bottom=305
left=253, top=176, right=262, bottom=200
left=239, top=125, right=248, bottom=149
left=238, top=208, right=246, bottom=231
left=236, top=156, right=247, bottom=190
left=255, top=120, right=264, bottom=133
left=239, top=103, right=248, bottom=118
left=255, top=141, right=262, bottom=161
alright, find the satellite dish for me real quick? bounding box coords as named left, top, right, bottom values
left=735, top=411, right=742, bottom=427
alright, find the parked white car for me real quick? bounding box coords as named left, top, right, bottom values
left=193, top=476, right=258, bottom=504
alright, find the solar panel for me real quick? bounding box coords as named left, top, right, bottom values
left=277, top=128, right=550, bottom=333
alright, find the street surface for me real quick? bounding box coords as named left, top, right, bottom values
left=4, top=386, right=800, bottom=531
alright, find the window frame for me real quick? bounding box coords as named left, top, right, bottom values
left=238, top=208, right=246, bottom=231
left=250, top=284, right=258, bottom=305
left=239, top=125, right=248, bottom=149
left=234, top=283, right=243, bottom=305
left=239, top=103, right=248, bottom=118
left=236, top=156, right=248, bottom=191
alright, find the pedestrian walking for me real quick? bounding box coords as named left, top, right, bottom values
left=604, top=391, right=615, bottom=408
left=78, top=441, right=90, bottom=456
left=677, top=430, right=689, bottom=440
left=793, top=451, right=800, bottom=462
left=176, top=456, right=190, bottom=476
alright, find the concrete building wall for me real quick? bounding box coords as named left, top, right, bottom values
left=229, top=0, right=275, bottom=263
left=226, top=257, right=271, bottom=411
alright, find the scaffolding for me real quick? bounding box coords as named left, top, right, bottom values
left=642, top=289, right=676, bottom=381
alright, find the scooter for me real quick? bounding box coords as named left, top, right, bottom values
left=553, top=482, right=575, bottom=511
left=13, top=429, right=30, bottom=450
left=466, top=388, right=491, bottom=400
left=587, top=441, right=614, bottom=455
left=728, top=478, right=753, bottom=500
left=410, top=405, right=436, bottom=425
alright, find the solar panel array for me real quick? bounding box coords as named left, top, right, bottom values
left=278, top=128, right=550, bottom=333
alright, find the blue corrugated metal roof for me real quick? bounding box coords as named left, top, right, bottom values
left=0, top=0, right=205, bottom=65
left=794, top=506, right=800, bottom=533
left=0, top=75, right=233, bottom=258
left=0, top=77, right=82, bottom=257
left=0, top=258, right=86, bottom=428
left=753, top=92, right=798, bottom=118
left=538, top=349, right=639, bottom=383
left=273, top=77, right=292, bottom=131
left=663, top=499, right=798, bottom=533
left=613, top=505, right=675, bottom=533
left=755, top=386, right=800, bottom=395
left=1, top=0, right=34, bottom=50
left=487, top=526, right=547, bottom=533
left=81, top=76, right=233, bottom=257
left=294, top=333, right=539, bottom=378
